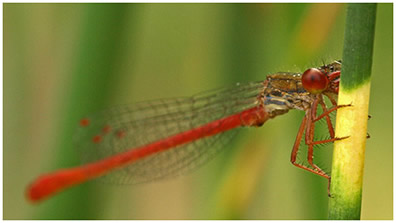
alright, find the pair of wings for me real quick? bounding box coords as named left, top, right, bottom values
left=74, top=81, right=265, bottom=184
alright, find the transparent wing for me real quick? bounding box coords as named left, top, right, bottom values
left=74, top=81, right=265, bottom=184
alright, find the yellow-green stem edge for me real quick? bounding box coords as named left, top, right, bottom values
left=328, top=3, right=377, bottom=220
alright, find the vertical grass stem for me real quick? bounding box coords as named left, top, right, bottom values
left=328, top=3, right=377, bottom=220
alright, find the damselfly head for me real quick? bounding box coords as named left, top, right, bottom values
left=301, top=68, right=329, bottom=94
left=302, top=61, right=341, bottom=95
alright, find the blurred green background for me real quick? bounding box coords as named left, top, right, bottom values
left=4, top=3, right=392, bottom=220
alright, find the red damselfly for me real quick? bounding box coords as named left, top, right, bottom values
left=26, top=61, right=347, bottom=203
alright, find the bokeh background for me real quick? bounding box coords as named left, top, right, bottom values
left=4, top=3, right=392, bottom=220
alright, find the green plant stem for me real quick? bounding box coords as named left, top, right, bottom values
left=328, top=3, right=376, bottom=220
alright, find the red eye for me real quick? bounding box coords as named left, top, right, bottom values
left=302, top=68, right=329, bottom=94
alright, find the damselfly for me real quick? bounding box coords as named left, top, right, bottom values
left=26, top=61, right=347, bottom=202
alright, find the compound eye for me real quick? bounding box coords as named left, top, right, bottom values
left=302, top=68, right=329, bottom=94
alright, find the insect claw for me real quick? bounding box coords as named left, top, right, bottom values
left=335, top=103, right=352, bottom=109
left=368, top=114, right=372, bottom=120
left=335, top=135, right=350, bottom=141
left=366, top=133, right=371, bottom=139
left=327, top=177, right=333, bottom=198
